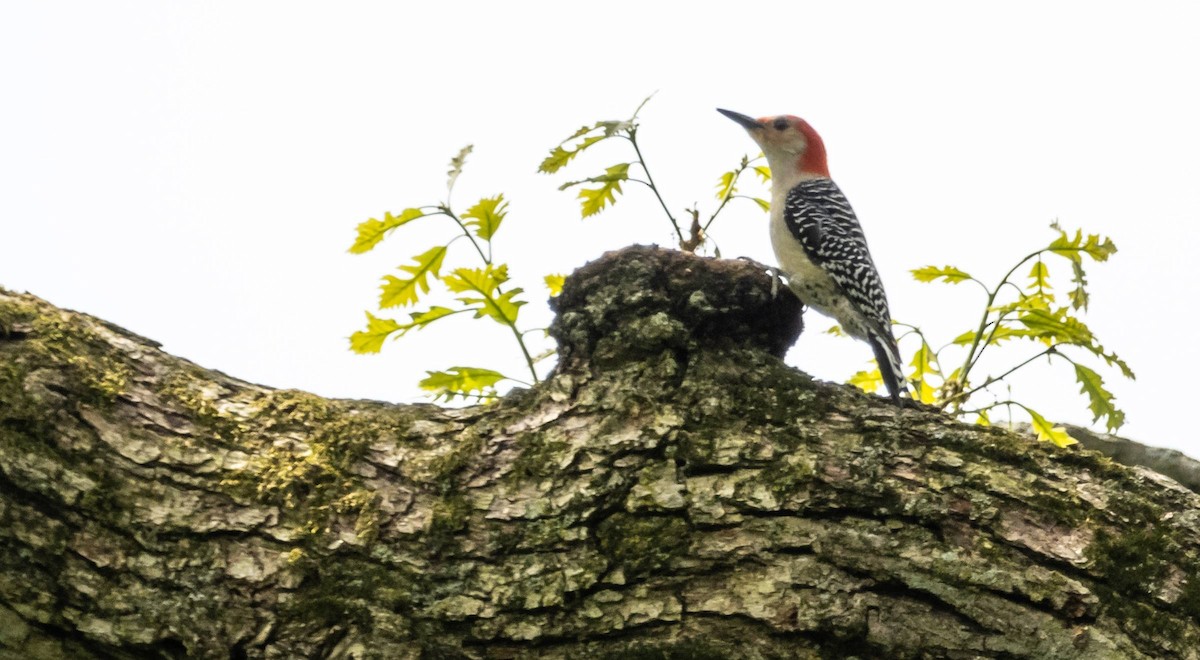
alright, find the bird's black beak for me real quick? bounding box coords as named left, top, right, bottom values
left=717, top=108, right=762, bottom=131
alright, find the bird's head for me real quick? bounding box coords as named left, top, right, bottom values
left=717, top=109, right=830, bottom=181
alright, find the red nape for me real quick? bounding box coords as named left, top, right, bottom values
left=795, top=118, right=830, bottom=177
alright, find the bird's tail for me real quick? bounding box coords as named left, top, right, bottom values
left=868, top=328, right=908, bottom=406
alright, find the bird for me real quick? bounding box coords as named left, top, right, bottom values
left=718, top=108, right=907, bottom=404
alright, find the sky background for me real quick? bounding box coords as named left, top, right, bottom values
left=3, top=2, right=1199, bottom=456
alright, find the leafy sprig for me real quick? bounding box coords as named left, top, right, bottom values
left=355, top=98, right=773, bottom=404
left=847, top=222, right=1131, bottom=445
left=540, top=96, right=769, bottom=252
left=348, top=146, right=543, bottom=402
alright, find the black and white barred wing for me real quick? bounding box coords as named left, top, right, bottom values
left=783, top=179, right=907, bottom=401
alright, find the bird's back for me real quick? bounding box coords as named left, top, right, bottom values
left=771, top=178, right=891, bottom=339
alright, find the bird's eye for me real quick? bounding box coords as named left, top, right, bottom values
left=773, top=118, right=789, bottom=131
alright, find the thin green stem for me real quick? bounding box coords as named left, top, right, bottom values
left=731, top=194, right=768, bottom=209
left=703, top=193, right=735, bottom=232
left=1034, top=256, right=1047, bottom=297
left=945, top=345, right=1059, bottom=409
left=625, top=130, right=684, bottom=245
left=503, top=376, right=534, bottom=388
left=439, top=207, right=490, bottom=265
left=962, top=399, right=1020, bottom=416
left=509, top=323, right=540, bottom=384
left=967, top=310, right=1017, bottom=374
left=441, top=206, right=540, bottom=383
left=964, top=277, right=992, bottom=297
left=703, top=169, right=746, bottom=233
left=1001, top=281, right=1026, bottom=299
left=458, top=279, right=541, bottom=384
left=704, top=156, right=765, bottom=233
left=955, top=248, right=1049, bottom=393
left=892, top=326, right=925, bottom=366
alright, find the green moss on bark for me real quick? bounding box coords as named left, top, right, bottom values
left=597, top=514, right=690, bottom=580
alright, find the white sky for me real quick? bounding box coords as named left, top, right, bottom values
left=3, top=3, right=1199, bottom=456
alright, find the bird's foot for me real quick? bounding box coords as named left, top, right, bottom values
left=738, top=257, right=787, bottom=300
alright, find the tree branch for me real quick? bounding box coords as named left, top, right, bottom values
left=1, top=246, right=1197, bottom=659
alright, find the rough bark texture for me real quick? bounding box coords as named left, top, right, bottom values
left=1, top=245, right=1199, bottom=660
left=1063, top=425, right=1200, bottom=495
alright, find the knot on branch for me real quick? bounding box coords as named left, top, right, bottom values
left=549, top=245, right=802, bottom=370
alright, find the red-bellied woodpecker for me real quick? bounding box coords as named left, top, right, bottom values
left=718, top=108, right=907, bottom=404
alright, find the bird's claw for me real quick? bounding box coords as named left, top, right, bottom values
left=737, top=257, right=787, bottom=300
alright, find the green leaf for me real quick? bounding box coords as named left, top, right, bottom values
left=849, top=369, right=882, bottom=394
left=1016, top=308, right=1095, bottom=345
left=562, top=125, right=595, bottom=142
left=572, top=163, right=629, bottom=218
left=825, top=324, right=845, bottom=337
left=1026, top=260, right=1051, bottom=292
left=349, top=306, right=461, bottom=354
left=463, top=195, right=508, bottom=241
left=946, top=366, right=964, bottom=385
left=1047, top=226, right=1117, bottom=264
left=715, top=170, right=738, bottom=201
left=1073, top=363, right=1126, bottom=432
left=954, top=323, right=1035, bottom=346
left=987, top=324, right=1036, bottom=345
left=538, top=109, right=641, bottom=175
left=1081, top=234, right=1117, bottom=261
left=951, top=329, right=976, bottom=345
left=975, top=409, right=990, bottom=426
left=1068, top=260, right=1089, bottom=311
left=1027, top=408, right=1076, bottom=448
left=444, top=263, right=507, bottom=295
left=1068, top=286, right=1088, bottom=311
left=750, top=197, right=770, bottom=212
left=628, top=92, right=656, bottom=121
left=349, top=208, right=428, bottom=254
left=557, top=162, right=631, bottom=190
left=1053, top=328, right=1135, bottom=382
left=446, top=145, right=474, bottom=192
left=402, top=306, right=460, bottom=333
left=1103, top=351, right=1136, bottom=380
left=444, top=265, right=526, bottom=326
left=913, top=339, right=940, bottom=375
left=597, top=119, right=633, bottom=137
left=539, top=146, right=575, bottom=174
left=419, top=366, right=507, bottom=402
left=911, top=265, right=973, bottom=284
left=475, top=288, right=526, bottom=325
left=379, top=245, right=448, bottom=309
left=909, top=339, right=940, bottom=404
left=538, top=135, right=607, bottom=174
left=349, top=312, right=401, bottom=354
left=752, top=164, right=771, bottom=182
left=544, top=274, right=565, bottom=297
left=1048, top=227, right=1083, bottom=264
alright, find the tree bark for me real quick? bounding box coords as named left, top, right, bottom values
left=1063, top=425, right=1200, bottom=495
left=1, top=245, right=1198, bottom=660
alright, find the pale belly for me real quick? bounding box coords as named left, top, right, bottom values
left=769, top=213, right=871, bottom=339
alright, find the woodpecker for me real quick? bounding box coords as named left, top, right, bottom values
left=717, top=109, right=907, bottom=404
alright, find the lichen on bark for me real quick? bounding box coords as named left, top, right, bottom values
left=1, top=246, right=1199, bottom=659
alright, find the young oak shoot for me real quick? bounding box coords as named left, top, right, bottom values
left=847, top=222, right=1132, bottom=446
left=349, top=100, right=768, bottom=403
left=347, top=146, right=545, bottom=402
left=540, top=96, right=770, bottom=253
